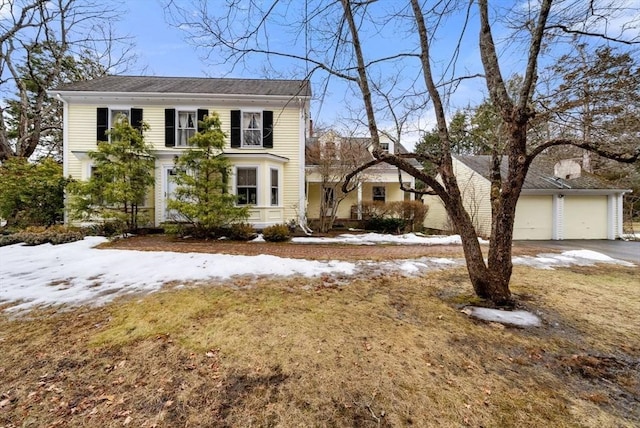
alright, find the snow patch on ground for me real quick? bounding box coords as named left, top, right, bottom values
left=462, top=307, right=541, bottom=327
left=513, top=250, right=635, bottom=269
left=292, top=233, right=488, bottom=245
left=0, top=236, right=633, bottom=312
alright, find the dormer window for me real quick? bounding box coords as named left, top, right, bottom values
left=380, top=142, right=389, bottom=153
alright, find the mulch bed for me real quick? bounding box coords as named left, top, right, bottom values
left=99, top=234, right=547, bottom=261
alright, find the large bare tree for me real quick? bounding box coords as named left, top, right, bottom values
left=306, top=131, right=373, bottom=232
left=168, top=0, right=640, bottom=304
left=0, top=0, right=137, bottom=161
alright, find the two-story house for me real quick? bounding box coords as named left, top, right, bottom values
left=52, top=75, right=311, bottom=229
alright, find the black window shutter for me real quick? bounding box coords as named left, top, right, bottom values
left=263, top=110, right=273, bottom=148
left=230, top=110, right=241, bottom=148
left=165, top=109, right=176, bottom=147
left=131, top=108, right=143, bottom=134
left=97, top=107, right=108, bottom=143
left=197, top=109, right=209, bottom=133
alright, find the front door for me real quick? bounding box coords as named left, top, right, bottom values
left=164, top=166, right=179, bottom=221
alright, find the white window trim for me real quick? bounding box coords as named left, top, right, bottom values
left=241, top=110, right=264, bottom=148
left=270, top=167, right=280, bottom=207
left=235, top=165, right=260, bottom=206
left=176, top=109, right=197, bottom=147
left=108, top=106, right=132, bottom=128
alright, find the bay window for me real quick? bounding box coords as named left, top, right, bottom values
left=236, top=167, right=257, bottom=205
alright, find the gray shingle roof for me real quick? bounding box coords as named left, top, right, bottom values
left=305, top=135, right=422, bottom=169
left=54, top=75, right=311, bottom=97
left=455, top=155, right=625, bottom=190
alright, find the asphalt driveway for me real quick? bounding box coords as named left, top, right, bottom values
left=515, top=240, right=640, bottom=264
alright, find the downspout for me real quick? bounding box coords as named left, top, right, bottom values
left=56, top=93, right=70, bottom=225
left=298, top=99, right=312, bottom=234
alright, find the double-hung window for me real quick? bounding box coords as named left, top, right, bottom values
left=97, top=107, right=143, bottom=143
left=243, top=112, right=262, bottom=147
left=236, top=167, right=257, bottom=205
left=373, top=186, right=386, bottom=202
left=270, top=169, right=279, bottom=206
left=111, top=109, right=130, bottom=126
left=177, top=111, right=196, bottom=146
left=163, top=109, right=208, bottom=148
left=230, top=110, right=273, bottom=149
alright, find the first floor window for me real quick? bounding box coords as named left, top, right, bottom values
left=323, top=187, right=335, bottom=207
left=270, top=169, right=279, bottom=206
left=237, top=167, right=257, bottom=205
left=177, top=111, right=196, bottom=146
left=373, top=186, right=386, bottom=202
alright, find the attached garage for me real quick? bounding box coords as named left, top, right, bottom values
left=514, top=195, right=553, bottom=240
left=563, top=195, right=608, bottom=239
left=424, top=156, right=630, bottom=240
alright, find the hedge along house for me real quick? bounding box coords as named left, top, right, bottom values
left=305, top=131, right=420, bottom=225
left=423, top=155, right=630, bottom=240
left=52, top=75, right=311, bottom=228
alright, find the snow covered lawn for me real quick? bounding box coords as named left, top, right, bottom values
left=0, top=234, right=634, bottom=311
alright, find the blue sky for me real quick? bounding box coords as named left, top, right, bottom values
left=118, top=0, right=639, bottom=149
left=118, top=0, right=483, bottom=147
left=121, top=1, right=205, bottom=77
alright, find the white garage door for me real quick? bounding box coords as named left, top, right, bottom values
left=563, top=195, right=608, bottom=239
left=514, top=196, right=553, bottom=240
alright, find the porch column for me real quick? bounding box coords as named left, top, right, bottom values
left=607, top=193, right=624, bottom=240
left=357, top=183, right=363, bottom=220
left=552, top=194, right=564, bottom=240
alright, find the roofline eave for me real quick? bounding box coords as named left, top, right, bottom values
left=49, top=90, right=311, bottom=103
left=521, top=188, right=632, bottom=195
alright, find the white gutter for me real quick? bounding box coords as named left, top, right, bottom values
left=521, top=188, right=631, bottom=196
left=52, top=90, right=311, bottom=104
left=299, top=99, right=307, bottom=228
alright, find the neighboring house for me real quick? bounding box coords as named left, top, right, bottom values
left=52, top=75, right=311, bottom=228
left=305, top=131, right=419, bottom=223
left=424, top=155, right=630, bottom=240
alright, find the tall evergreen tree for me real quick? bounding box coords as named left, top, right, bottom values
left=68, top=117, right=155, bottom=232
left=168, top=113, right=248, bottom=237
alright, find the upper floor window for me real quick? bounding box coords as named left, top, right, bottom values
left=111, top=109, right=130, bottom=125
left=177, top=111, right=196, bottom=147
left=379, top=142, right=389, bottom=153
left=97, top=107, right=143, bottom=143
left=243, top=112, right=262, bottom=147
left=164, top=109, right=208, bottom=147
left=230, top=110, right=273, bottom=149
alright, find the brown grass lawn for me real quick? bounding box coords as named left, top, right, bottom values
left=0, top=242, right=638, bottom=427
